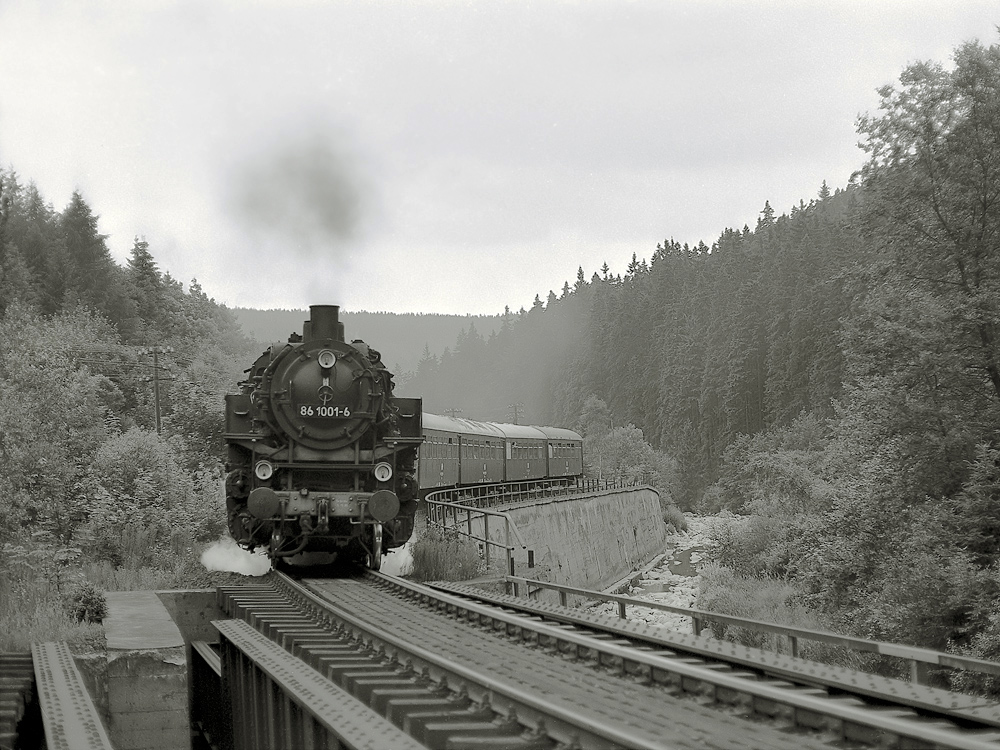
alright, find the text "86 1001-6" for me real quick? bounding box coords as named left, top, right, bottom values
left=300, top=405, right=351, bottom=418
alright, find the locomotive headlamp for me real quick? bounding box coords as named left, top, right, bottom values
left=254, top=460, right=274, bottom=481
left=317, top=349, right=337, bottom=369
left=373, top=462, right=393, bottom=482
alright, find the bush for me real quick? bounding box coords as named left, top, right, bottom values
left=0, top=543, right=105, bottom=651
left=83, top=428, right=226, bottom=567
left=66, top=581, right=107, bottom=623
left=408, top=526, right=484, bottom=582
left=661, top=503, right=688, bottom=533
left=697, top=562, right=864, bottom=669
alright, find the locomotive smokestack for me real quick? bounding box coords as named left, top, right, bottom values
left=308, top=305, right=343, bottom=342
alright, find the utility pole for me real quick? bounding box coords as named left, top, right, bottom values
left=508, top=402, right=524, bottom=425
left=153, top=348, right=161, bottom=434
left=140, top=346, right=174, bottom=434
left=443, top=407, right=463, bottom=418
left=66, top=345, right=180, bottom=434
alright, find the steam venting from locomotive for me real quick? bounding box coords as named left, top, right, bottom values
left=223, top=305, right=422, bottom=569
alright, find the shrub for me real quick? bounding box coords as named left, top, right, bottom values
left=408, top=526, right=483, bottom=582
left=697, top=562, right=864, bottom=669
left=661, top=503, right=688, bottom=533
left=66, top=581, right=107, bottom=623
left=0, top=543, right=106, bottom=650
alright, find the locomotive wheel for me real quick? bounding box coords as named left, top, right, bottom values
left=366, top=524, right=383, bottom=571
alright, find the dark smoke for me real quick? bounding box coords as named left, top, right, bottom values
left=228, top=128, right=365, bottom=257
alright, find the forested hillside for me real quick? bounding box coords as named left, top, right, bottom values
left=0, top=172, right=259, bottom=648
left=404, top=186, right=860, bottom=503
left=233, top=307, right=501, bottom=373
left=406, top=38, right=1000, bottom=678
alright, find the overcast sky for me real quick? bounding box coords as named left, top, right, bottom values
left=0, top=1, right=997, bottom=315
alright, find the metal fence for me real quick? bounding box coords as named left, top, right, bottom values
left=423, top=495, right=526, bottom=577
left=423, top=478, right=646, bottom=578
left=505, top=576, right=1000, bottom=686
left=426, top=477, right=642, bottom=511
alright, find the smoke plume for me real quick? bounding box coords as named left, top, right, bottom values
left=227, top=126, right=366, bottom=257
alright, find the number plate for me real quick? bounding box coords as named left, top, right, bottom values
left=298, top=405, right=352, bottom=418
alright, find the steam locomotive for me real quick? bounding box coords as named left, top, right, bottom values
left=224, top=304, right=584, bottom=570
left=224, top=305, right=422, bottom=570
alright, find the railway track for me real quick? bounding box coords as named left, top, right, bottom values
left=213, top=570, right=1000, bottom=749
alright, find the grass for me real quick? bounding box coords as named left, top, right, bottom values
left=0, top=557, right=107, bottom=652
left=0, top=537, right=243, bottom=652
left=697, top=562, right=866, bottom=670
left=407, top=526, right=485, bottom=582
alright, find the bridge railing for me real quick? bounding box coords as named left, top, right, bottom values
left=423, top=494, right=527, bottom=578
left=426, top=477, right=643, bottom=513
left=424, top=478, right=649, bottom=585
left=505, top=576, right=1000, bottom=686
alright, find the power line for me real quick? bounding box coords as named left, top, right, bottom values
left=67, top=345, right=176, bottom=434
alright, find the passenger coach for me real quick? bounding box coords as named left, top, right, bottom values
left=417, top=413, right=583, bottom=496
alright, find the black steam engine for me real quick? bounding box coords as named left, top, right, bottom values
left=224, top=305, right=422, bottom=569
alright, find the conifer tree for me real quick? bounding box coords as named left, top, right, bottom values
left=127, top=236, right=162, bottom=323
left=60, top=191, right=136, bottom=331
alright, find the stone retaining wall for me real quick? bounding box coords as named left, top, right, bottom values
left=475, top=486, right=668, bottom=592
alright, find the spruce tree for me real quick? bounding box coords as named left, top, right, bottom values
left=127, top=236, right=162, bottom=324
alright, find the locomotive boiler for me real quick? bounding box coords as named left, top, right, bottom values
left=223, top=305, right=422, bottom=569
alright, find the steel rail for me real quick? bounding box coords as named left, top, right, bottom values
left=364, top=572, right=1000, bottom=750
left=433, top=579, right=1000, bottom=728
left=277, top=572, right=672, bottom=750
left=504, top=575, right=1000, bottom=684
